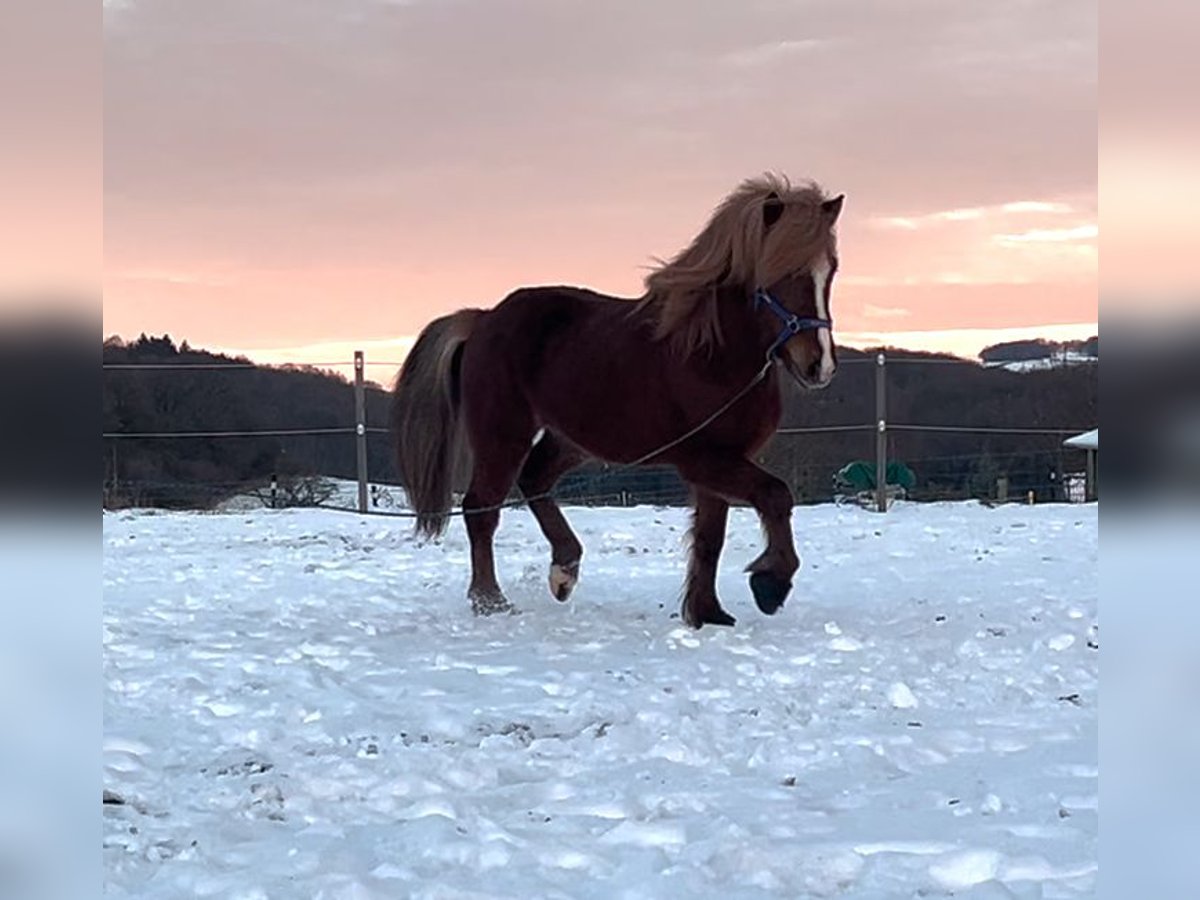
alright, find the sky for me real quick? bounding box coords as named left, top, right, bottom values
left=102, top=0, right=1097, bottom=367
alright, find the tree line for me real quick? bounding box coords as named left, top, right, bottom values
left=980, top=335, right=1098, bottom=363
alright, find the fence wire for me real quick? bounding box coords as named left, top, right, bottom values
left=102, top=350, right=1097, bottom=511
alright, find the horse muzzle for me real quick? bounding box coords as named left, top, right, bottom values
left=780, top=350, right=836, bottom=391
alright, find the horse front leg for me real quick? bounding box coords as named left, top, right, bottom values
left=678, top=455, right=799, bottom=617
left=681, top=488, right=736, bottom=628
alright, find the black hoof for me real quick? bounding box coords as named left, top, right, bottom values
left=749, top=572, right=792, bottom=615
left=683, top=605, right=737, bottom=629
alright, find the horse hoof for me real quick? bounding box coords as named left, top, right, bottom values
left=683, top=605, right=737, bottom=629
left=470, top=590, right=515, bottom=617
left=749, top=572, right=791, bottom=615
left=548, top=561, right=579, bottom=602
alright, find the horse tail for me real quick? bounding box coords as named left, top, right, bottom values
left=391, top=309, right=483, bottom=539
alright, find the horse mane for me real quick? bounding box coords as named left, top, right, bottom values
left=637, top=173, right=836, bottom=356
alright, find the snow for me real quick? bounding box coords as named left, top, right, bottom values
left=886, top=682, right=920, bottom=710
left=984, top=353, right=1097, bottom=374
left=104, top=500, right=1097, bottom=898
left=215, top=478, right=405, bottom=514
left=1062, top=430, right=1098, bottom=451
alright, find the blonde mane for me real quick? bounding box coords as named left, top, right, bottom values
left=638, top=173, right=838, bottom=356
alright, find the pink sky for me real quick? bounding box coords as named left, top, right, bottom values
left=102, top=0, right=1096, bottom=364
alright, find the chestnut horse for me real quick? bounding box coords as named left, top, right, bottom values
left=391, top=174, right=844, bottom=628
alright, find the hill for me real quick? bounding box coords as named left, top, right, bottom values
left=979, top=335, right=1098, bottom=367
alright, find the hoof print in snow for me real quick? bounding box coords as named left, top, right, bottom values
left=749, top=572, right=790, bottom=615
left=247, top=782, right=286, bottom=822
left=398, top=732, right=434, bottom=747
left=209, top=759, right=274, bottom=778
left=343, top=734, right=382, bottom=758
left=498, top=722, right=535, bottom=746
left=478, top=721, right=536, bottom=747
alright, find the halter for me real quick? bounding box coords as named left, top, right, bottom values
left=753, top=288, right=833, bottom=361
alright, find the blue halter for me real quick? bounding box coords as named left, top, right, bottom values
left=753, top=288, right=833, bottom=361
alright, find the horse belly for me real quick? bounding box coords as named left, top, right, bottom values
left=533, top=343, right=696, bottom=464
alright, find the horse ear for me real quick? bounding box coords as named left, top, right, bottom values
left=821, top=194, right=845, bottom=223
left=763, top=193, right=784, bottom=229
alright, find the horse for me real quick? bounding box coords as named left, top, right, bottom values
left=391, top=174, right=844, bottom=628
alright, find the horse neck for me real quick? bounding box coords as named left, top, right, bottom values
left=713, top=283, right=773, bottom=367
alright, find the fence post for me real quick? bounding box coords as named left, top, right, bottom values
left=354, top=350, right=369, bottom=514
left=875, top=351, right=888, bottom=513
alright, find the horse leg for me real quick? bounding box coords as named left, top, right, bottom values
left=517, top=431, right=585, bottom=602
left=462, top=423, right=535, bottom=617
left=681, top=488, right=736, bottom=628
left=678, top=455, right=798, bottom=617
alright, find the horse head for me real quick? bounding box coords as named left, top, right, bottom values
left=755, top=189, right=844, bottom=389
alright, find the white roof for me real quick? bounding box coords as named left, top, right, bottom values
left=1063, top=428, right=1098, bottom=450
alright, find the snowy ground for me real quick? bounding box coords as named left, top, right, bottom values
left=103, top=501, right=1097, bottom=898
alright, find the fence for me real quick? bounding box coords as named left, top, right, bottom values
left=102, top=350, right=1097, bottom=514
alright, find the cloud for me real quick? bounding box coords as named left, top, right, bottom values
left=993, top=224, right=1098, bottom=244
left=839, top=275, right=921, bottom=288
left=721, top=39, right=823, bottom=68
left=873, top=217, right=920, bottom=231
left=870, top=199, right=1079, bottom=231
left=1000, top=200, right=1074, bottom=214
left=861, top=304, right=911, bottom=319
left=838, top=323, right=1099, bottom=358
left=843, top=273, right=1040, bottom=289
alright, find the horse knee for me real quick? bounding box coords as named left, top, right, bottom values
left=755, top=478, right=794, bottom=520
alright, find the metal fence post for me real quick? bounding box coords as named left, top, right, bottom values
left=354, top=350, right=369, bottom=514
left=875, top=351, right=888, bottom=513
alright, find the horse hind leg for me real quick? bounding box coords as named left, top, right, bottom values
left=462, top=424, right=537, bottom=617
left=517, top=431, right=585, bottom=602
